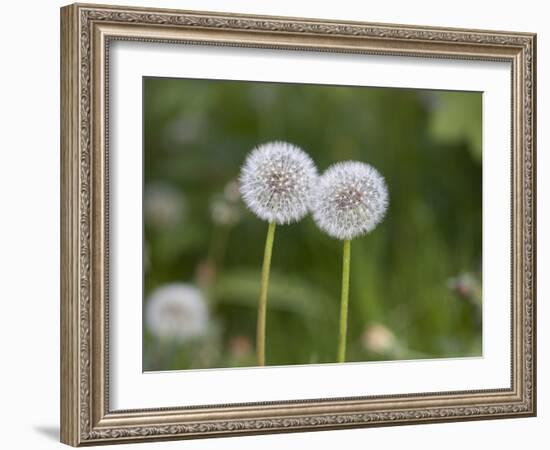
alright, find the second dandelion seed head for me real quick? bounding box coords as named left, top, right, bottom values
left=239, top=141, right=318, bottom=225
left=312, top=161, right=389, bottom=240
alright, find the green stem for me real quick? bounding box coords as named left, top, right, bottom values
left=257, top=221, right=276, bottom=366
left=337, top=239, right=351, bottom=363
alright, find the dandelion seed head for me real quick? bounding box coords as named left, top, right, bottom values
left=239, top=141, right=317, bottom=224
left=312, top=161, right=389, bottom=240
left=146, top=283, right=209, bottom=342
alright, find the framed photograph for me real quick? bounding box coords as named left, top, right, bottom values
left=60, top=3, right=537, bottom=446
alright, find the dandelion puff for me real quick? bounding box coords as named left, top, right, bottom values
left=146, top=283, right=209, bottom=342
left=311, top=160, right=389, bottom=363
left=311, top=161, right=389, bottom=241
left=238, top=141, right=318, bottom=366
left=239, top=141, right=318, bottom=225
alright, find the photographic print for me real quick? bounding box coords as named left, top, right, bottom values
left=61, top=4, right=535, bottom=445
left=142, top=77, right=482, bottom=371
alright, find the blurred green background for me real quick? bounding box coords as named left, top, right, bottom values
left=143, top=77, right=482, bottom=371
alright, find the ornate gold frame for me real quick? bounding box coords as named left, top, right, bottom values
left=60, top=3, right=536, bottom=446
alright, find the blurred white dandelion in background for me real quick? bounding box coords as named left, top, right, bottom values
left=198, top=179, right=243, bottom=288
left=239, top=141, right=318, bottom=225
left=146, top=283, right=209, bottom=342
left=447, top=271, right=482, bottom=306
left=361, top=323, right=398, bottom=355
left=223, top=179, right=241, bottom=203
left=311, top=161, right=389, bottom=240
left=210, top=179, right=242, bottom=227
left=144, top=182, right=185, bottom=229
left=163, top=113, right=205, bottom=147
left=210, top=198, right=241, bottom=226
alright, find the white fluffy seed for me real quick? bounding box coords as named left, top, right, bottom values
left=311, top=161, right=389, bottom=240
left=239, top=141, right=318, bottom=225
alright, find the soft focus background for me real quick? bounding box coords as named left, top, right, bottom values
left=143, top=77, right=482, bottom=371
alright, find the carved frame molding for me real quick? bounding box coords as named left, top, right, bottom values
left=60, top=3, right=536, bottom=446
